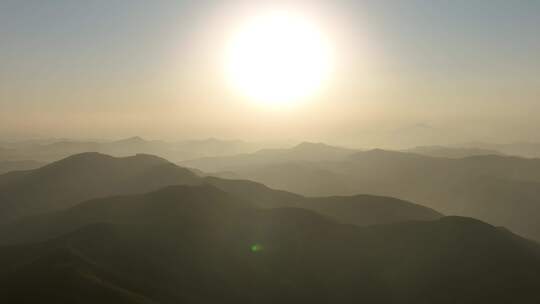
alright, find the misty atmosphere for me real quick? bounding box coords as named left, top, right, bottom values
left=1, top=1, right=540, bottom=303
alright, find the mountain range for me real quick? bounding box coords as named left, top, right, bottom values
left=404, top=145, right=503, bottom=158
left=0, top=137, right=262, bottom=163
left=0, top=160, right=44, bottom=175
left=463, top=141, right=540, bottom=158
left=1, top=151, right=539, bottom=302
left=183, top=143, right=540, bottom=240
left=1, top=184, right=540, bottom=303
left=0, top=152, right=439, bottom=229
left=180, top=142, right=358, bottom=172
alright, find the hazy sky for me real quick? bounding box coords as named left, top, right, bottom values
left=1, top=0, right=539, bottom=147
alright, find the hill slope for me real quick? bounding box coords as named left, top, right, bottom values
left=185, top=148, right=540, bottom=240
left=0, top=241, right=157, bottom=304
left=204, top=176, right=441, bottom=226
left=404, top=145, right=503, bottom=158
left=0, top=153, right=441, bottom=227
left=0, top=153, right=199, bottom=223
left=0, top=185, right=539, bottom=304
left=0, top=160, right=44, bottom=174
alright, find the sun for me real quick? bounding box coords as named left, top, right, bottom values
left=225, top=10, right=333, bottom=106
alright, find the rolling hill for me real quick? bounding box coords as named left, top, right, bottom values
left=0, top=152, right=441, bottom=228
left=1, top=185, right=539, bottom=303
left=0, top=160, right=44, bottom=175
left=463, top=141, right=540, bottom=158
left=404, top=145, right=503, bottom=158
left=0, top=153, right=199, bottom=223
left=180, top=142, right=358, bottom=172
left=185, top=147, right=540, bottom=240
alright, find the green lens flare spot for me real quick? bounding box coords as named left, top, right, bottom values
left=250, top=244, right=264, bottom=253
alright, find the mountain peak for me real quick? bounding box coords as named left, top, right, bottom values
left=53, top=152, right=113, bottom=163
left=49, top=152, right=169, bottom=168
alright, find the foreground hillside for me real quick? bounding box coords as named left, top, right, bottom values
left=1, top=185, right=539, bottom=304
left=0, top=153, right=440, bottom=227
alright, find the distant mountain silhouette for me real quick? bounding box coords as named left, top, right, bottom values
left=0, top=153, right=199, bottom=223
left=181, top=142, right=358, bottom=172
left=0, top=153, right=440, bottom=228
left=0, top=160, right=44, bottom=174
left=0, top=137, right=262, bottom=163
left=405, top=145, right=503, bottom=158
left=186, top=147, right=540, bottom=240
left=463, top=141, right=540, bottom=158
left=204, top=176, right=441, bottom=226
left=1, top=185, right=539, bottom=303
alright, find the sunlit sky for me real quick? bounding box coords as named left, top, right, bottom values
left=1, top=0, right=539, bottom=147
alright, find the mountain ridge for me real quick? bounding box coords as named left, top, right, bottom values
left=0, top=184, right=538, bottom=303
left=0, top=152, right=442, bottom=229
left=184, top=145, right=540, bottom=240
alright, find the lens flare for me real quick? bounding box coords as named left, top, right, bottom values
left=250, top=243, right=264, bottom=253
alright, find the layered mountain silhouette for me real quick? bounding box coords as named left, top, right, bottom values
left=0, top=153, right=199, bottom=223
left=181, top=142, right=358, bottom=172
left=0, top=152, right=440, bottom=227
left=404, top=145, right=503, bottom=158
left=204, top=176, right=440, bottom=227
left=184, top=146, right=540, bottom=240
left=0, top=137, right=261, bottom=163
left=463, top=141, right=540, bottom=158
left=1, top=185, right=539, bottom=303
left=0, top=160, right=44, bottom=174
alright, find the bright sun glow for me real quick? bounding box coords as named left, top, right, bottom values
left=226, top=10, right=333, bottom=106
